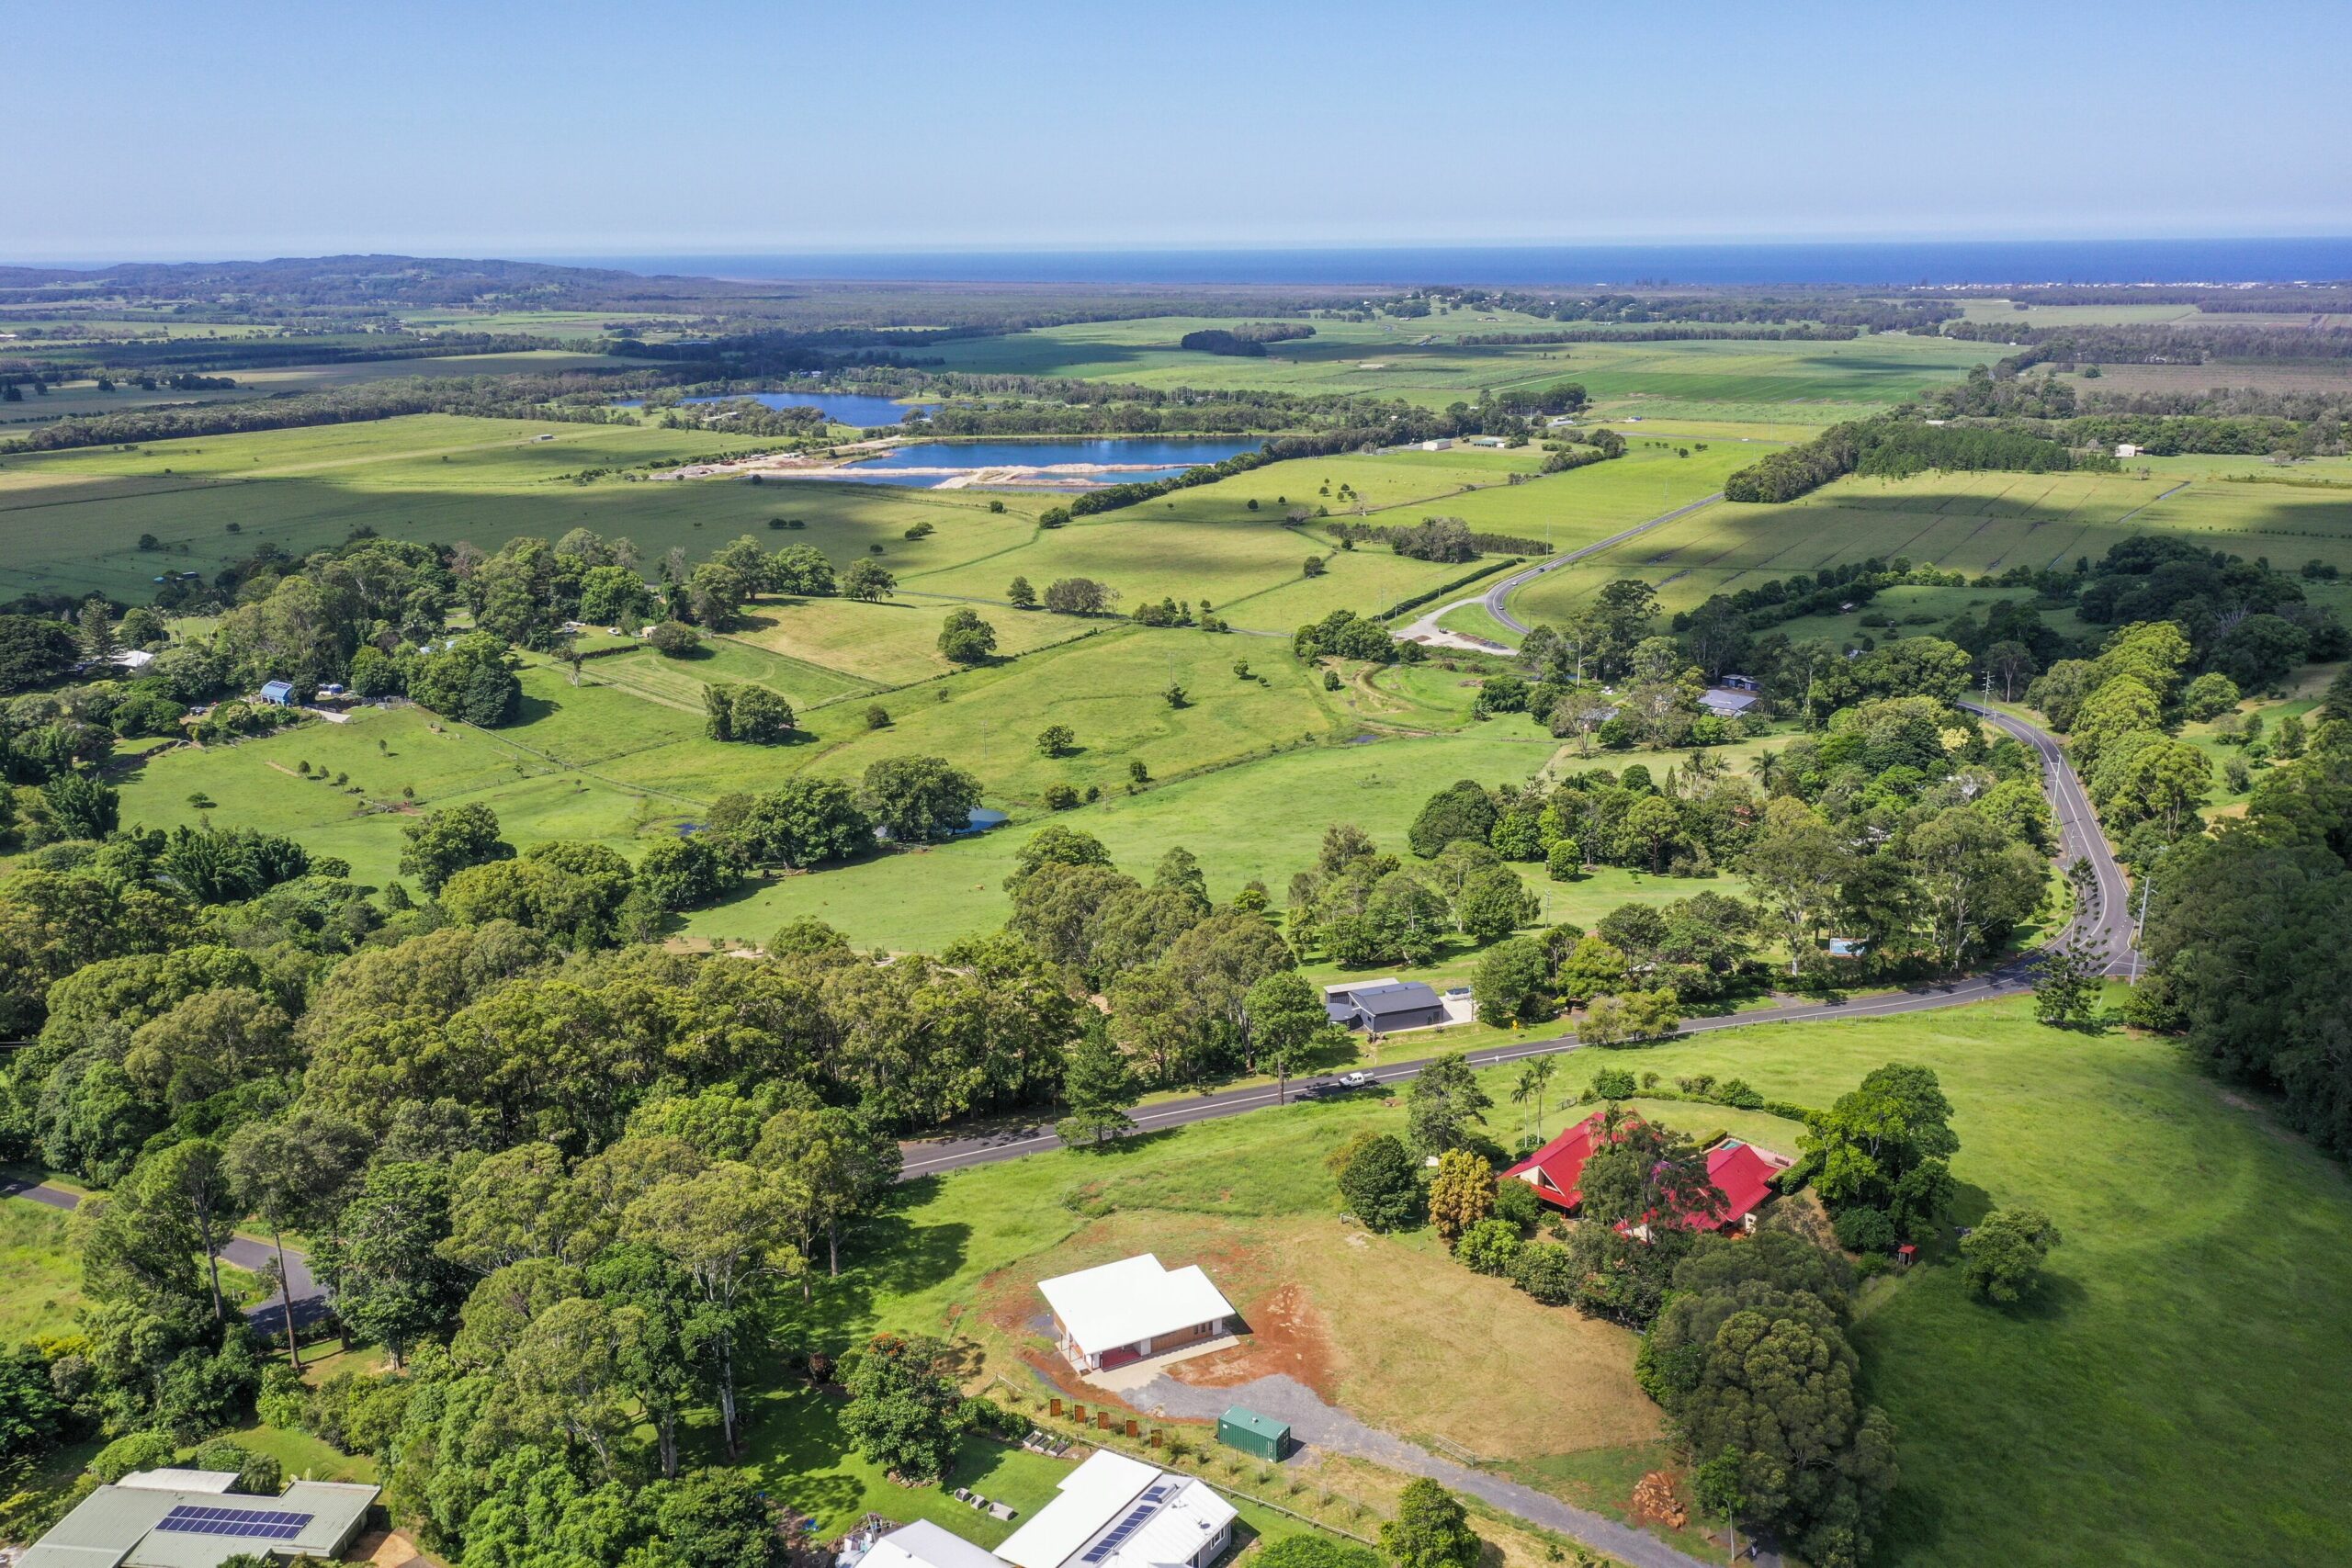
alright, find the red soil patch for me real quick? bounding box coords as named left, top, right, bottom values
left=1168, top=1281, right=1340, bottom=1402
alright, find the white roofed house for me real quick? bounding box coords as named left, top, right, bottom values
left=997, top=1450, right=1237, bottom=1568
left=862, top=1519, right=1013, bottom=1568
left=1036, top=1254, right=1238, bottom=1373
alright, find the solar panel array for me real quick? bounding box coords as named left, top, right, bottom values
left=155, top=1504, right=314, bottom=1540
left=1079, top=1485, right=1179, bottom=1565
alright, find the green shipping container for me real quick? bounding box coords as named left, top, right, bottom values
left=1217, top=1405, right=1291, bottom=1461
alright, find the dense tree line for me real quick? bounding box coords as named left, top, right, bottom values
left=2135, top=682, right=2352, bottom=1155
left=0, top=371, right=647, bottom=454
left=1942, top=321, right=2352, bottom=363
left=1722, top=417, right=2091, bottom=504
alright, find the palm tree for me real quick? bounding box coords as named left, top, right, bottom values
left=1528, top=1055, right=1556, bottom=1138
left=1510, top=1067, right=1541, bottom=1142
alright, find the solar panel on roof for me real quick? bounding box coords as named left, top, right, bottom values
left=155, top=1504, right=313, bottom=1540
left=1079, top=1492, right=1174, bottom=1564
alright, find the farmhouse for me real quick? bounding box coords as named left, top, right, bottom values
left=20, top=1473, right=379, bottom=1568
left=1503, top=1112, right=1791, bottom=1233
left=109, top=647, right=155, bottom=671
left=996, top=1450, right=1236, bottom=1568
left=1323, top=978, right=1447, bottom=1032
left=1700, top=687, right=1759, bottom=718
left=1037, top=1254, right=1238, bottom=1372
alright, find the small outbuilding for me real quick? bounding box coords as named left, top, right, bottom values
left=1216, top=1406, right=1292, bottom=1461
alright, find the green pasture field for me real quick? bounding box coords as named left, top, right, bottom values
left=1760, top=581, right=2095, bottom=649
left=922, top=316, right=1996, bottom=420
left=729, top=595, right=1102, bottom=689
left=2064, top=359, right=2352, bottom=399
left=0, top=351, right=652, bottom=429
left=1505, top=465, right=2352, bottom=629
left=111, top=629, right=1549, bottom=913
left=680, top=726, right=1558, bottom=951
left=0, top=414, right=1041, bottom=602
left=557, top=637, right=881, bottom=716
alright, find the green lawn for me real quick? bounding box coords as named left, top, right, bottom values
left=0, top=1199, right=85, bottom=1345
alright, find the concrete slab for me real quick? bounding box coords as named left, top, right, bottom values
left=1081, top=1335, right=1242, bottom=1394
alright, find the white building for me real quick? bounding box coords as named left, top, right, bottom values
left=863, top=1520, right=1012, bottom=1568
left=1037, top=1255, right=1237, bottom=1372
left=109, top=648, right=156, bottom=671
left=997, top=1451, right=1237, bottom=1568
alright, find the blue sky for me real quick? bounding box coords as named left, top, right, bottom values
left=11, top=0, right=2348, bottom=262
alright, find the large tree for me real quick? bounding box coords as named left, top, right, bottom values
left=839, top=1333, right=971, bottom=1483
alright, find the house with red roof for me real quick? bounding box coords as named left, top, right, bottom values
left=1501, top=1111, right=1617, bottom=1210
left=1502, top=1111, right=1791, bottom=1235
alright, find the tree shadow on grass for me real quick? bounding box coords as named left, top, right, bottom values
left=776, top=1206, right=972, bottom=1350
left=1995, top=1269, right=2087, bottom=1324
left=509, top=689, right=560, bottom=726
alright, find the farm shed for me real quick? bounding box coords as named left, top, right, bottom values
left=1323, top=979, right=1446, bottom=1032
left=1216, top=1406, right=1292, bottom=1461
left=1037, top=1254, right=1237, bottom=1372
left=1700, top=687, right=1759, bottom=717
left=256, top=680, right=297, bottom=705
left=997, top=1450, right=1235, bottom=1568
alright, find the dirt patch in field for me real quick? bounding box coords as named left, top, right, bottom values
left=1169, top=1281, right=1340, bottom=1402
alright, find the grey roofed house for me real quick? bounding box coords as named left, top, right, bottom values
left=1324, top=979, right=1446, bottom=1032
left=21, top=1474, right=379, bottom=1568
left=1700, top=687, right=1759, bottom=716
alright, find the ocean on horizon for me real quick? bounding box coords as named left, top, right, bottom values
left=548, top=238, right=2352, bottom=289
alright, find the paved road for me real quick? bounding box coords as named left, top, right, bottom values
left=1961, top=700, right=2135, bottom=974
left=0, top=1172, right=325, bottom=1335
left=903, top=699, right=2127, bottom=1174
left=1131, top=1369, right=1746, bottom=1568
left=1393, top=492, right=1726, bottom=649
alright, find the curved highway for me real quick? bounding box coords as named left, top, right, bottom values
left=1394, top=492, right=1725, bottom=649
left=903, top=701, right=2128, bottom=1179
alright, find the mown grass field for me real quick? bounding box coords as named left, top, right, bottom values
left=1506, top=463, right=2352, bottom=630
left=852, top=995, right=2352, bottom=1568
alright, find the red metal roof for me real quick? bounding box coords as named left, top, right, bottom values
left=1702, top=1140, right=1786, bottom=1228
left=1501, top=1111, right=1614, bottom=1209
left=1507, top=1115, right=1789, bottom=1231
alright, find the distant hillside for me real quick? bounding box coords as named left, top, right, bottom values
left=0, top=254, right=796, bottom=310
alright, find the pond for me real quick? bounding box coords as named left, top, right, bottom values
left=824, top=436, right=1263, bottom=488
